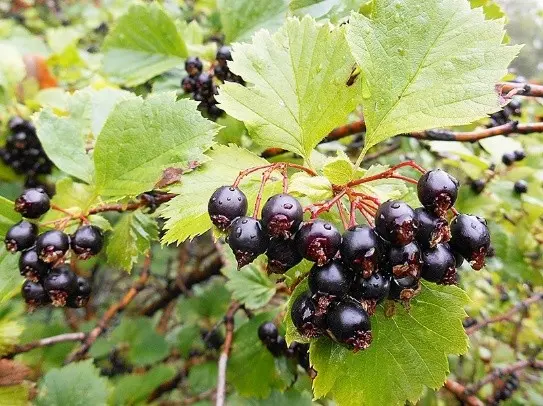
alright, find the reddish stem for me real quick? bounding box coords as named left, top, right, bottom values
left=337, top=201, right=349, bottom=230
left=389, top=174, right=419, bottom=184
left=306, top=190, right=347, bottom=219
left=348, top=200, right=358, bottom=228
left=357, top=202, right=375, bottom=227
left=253, top=167, right=275, bottom=218
left=232, top=162, right=316, bottom=188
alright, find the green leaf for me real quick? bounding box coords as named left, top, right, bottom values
left=352, top=164, right=410, bottom=203
left=0, top=320, right=23, bottom=357
left=323, top=151, right=358, bottom=185
left=187, top=362, right=218, bottom=394
left=229, top=388, right=314, bottom=406
left=35, top=360, right=108, bottom=406
left=102, top=3, right=188, bottom=86
left=0, top=44, right=25, bottom=99
left=0, top=196, right=20, bottom=237
left=218, top=0, right=289, bottom=42
left=94, top=92, right=219, bottom=197
left=160, top=144, right=281, bottom=244
left=216, top=16, right=362, bottom=160
left=290, top=0, right=360, bottom=22
left=288, top=172, right=333, bottom=201
left=309, top=283, right=470, bottom=406
left=0, top=385, right=28, bottom=406
left=0, top=246, right=21, bottom=305
left=224, top=263, right=276, bottom=309
left=106, top=210, right=158, bottom=272
left=177, top=279, right=231, bottom=324
left=346, top=0, right=521, bottom=157
left=110, top=365, right=175, bottom=406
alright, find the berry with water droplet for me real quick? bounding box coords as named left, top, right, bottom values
left=261, top=194, right=303, bottom=238
left=450, top=214, right=490, bottom=270
left=296, top=220, right=341, bottom=265
left=414, top=207, right=450, bottom=248
left=387, top=242, right=422, bottom=279
left=227, top=216, right=269, bottom=268
left=375, top=200, right=417, bottom=246
left=340, top=225, right=382, bottom=278
left=208, top=186, right=248, bottom=231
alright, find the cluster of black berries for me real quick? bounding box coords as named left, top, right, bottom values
left=4, top=189, right=103, bottom=310
left=0, top=117, right=53, bottom=178
left=470, top=149, right=527, bottom=195
left=487, top=99, right=522, bottom=128
left=502, top=149, right=525, bottom=166
left=488, top=373, right=519, bottom=405
left=180, top=46, right=244, bottom=119
left=258, top=322, right=310, bottom=371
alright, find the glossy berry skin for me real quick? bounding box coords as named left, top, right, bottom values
left=450, top=214, right=490, bottom=270
left=181, top=76, right=197, bottom=93
left=375, top=200, right=417, bottom=246
left=414, top=207, right=450, bottom=248
left=71, top=225, right=104, bottom=260
left=184, top=56, right=203, bottom=76
left=21, top=280, right=50, bottom=308
left=421, top=244, right=456, bottom=283
left=19, top=248, right=50, bottom=282
left=502, top=152, right=515, bottom=166
left=340, top=225, right=382, bottom=278
left=5, top=221, right=38, bottom=252
left=14, top=188, right=50, bottom=218
left=67, top=276, right=91, bottom=308
left=387, top=242, right=422, bottom=279
left=470, top=179, right=486, bottom=194
left=296, top=220, right=341, bottom=266
left=308, top=260, right=352, bottom=300
left=36, top=230, right=70, bottom=263
left=261, top=194, right=303, bottom=238
left=514, top=150, right=526, bottom=161
left=216, top=46, right=232, bottom=63
left=350, top=272, right=391, bottom=304
left=417, top=169, right=459, bottom=216
left=208, top=186, right=248, bottom=231
left=514, top=180, right=528, bottom=194
left=227, top=217, right=268, bottom=268
left=326, top=300, right=372, bottom=351
left=43, top=265, right=78, bottom=306
left=266, top=238, right=302, bottom=274
left=388, top=275, right=420, bottom=301
left=258, top=322, right=278, bottom=344
left=267, top=335, right=287, bottom=357
left=291, top=291, right=322, bottom=338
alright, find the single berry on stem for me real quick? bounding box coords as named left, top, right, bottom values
left=513, top=180, right=528, bottom=194
left=208, top=186, right=248, bottom=231
left=417, top=169, right=459, bottom=216
left=387, top=242, right=422, bottom=279
left=340, top=225, right=382, bottom=278
left=216, top=46, right=232, bottom=63
left=258, top=322, right=278, bottom=344
left=449, top=214, right=490, bottom=270
left=325, top=300, right=372, bottom=351
left=266, top=238, right=302, bottom=274
left=350, top=272, right=391, bottom=314
left=181, top=76, right=197, bottom=93
left=19, top=247, right=50, bottom=282
left=71, top=225, right=104, bottom=260
left=502, top=152, right=515, bottom=166
left=5, top=221, right=38, bottom=252
left=308, top=260, right=352, bottom=314
left=291, top=291, right=322, bottom=338
left=43, top=265, right=78, bottom=306
left=414, top=207, right=451, bottom=248
left=67, top=276, right=92, bottom=308
left=420, top=244, right=456, bottom=283
left=14, top=188, right=50, bottom=218
left=227, top=217, right=268, bottom=268
left=267, top=335, right=287, bottom=357
left=375, top=200, right=417, bottom=246
left=513, top=150, right=526, bottom=161
left=21, top=280, right=50, bottom=309
left=296, top=220, right=341, bottom=265
left=184, top=56, right=203, bottom=76
left=261, top=194, right=303, bottom=238
left=36, top=230, right=70, bottom=263
left=470, top=179, right=486, bottom=194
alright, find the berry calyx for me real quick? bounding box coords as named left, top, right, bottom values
left=502, top=152, right=515, bottom=166
left=350, top=272, right=391, bottom=311
left=19, top=248, right=50, bottom=282
left=5, top=221, right=38, bottom=252
left=420, top=244, right=456, bottom=283
left=449, top=214, right=490, bottom=270
left=266, top=237, right=302, bottom=274
left=227, top=216, right=268, bottom=268
left=387, top=242, right=422, bottom=279
left=340, top=225, right=382, bottom=278
left=296, top=220, right=341, bottom=265
left=36, top=230, right=70, bottom=263
left=375, top=200, right=417, bottom=246
left=388, top=275, right=420, bottom=302
left=208, top=186, right=248, bottom=231
left=258, top=322, right=278, bottom=344
left=308, top=260, right=352, bottom=307
left=67, top=276, right=91, bottom=308
left=71, top=225, right=104, bottom=260
left=291, top=291, right=322, bottom=338
left=261, top=194, right=303, bottom=238
left=43, top=265, right=78, bottom=306
left=514, top=180, right=528, bottom=194
left=14, top=188, right=50, bottom=219
left=184, top=56, right=203, bottom=76
left=417, top=169, right=459, bottom=216
left=414, top=207, right=451, bottom=248
left=21, top=280, right=50, bottom=308
left=325, top=300, right=372, bottom=352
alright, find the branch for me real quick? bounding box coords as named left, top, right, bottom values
left=88, top=193, right=175, bottom=215
left=215, top=302, right=241, bottom=406
left=498, top=82, right=543, bottom=98
left=466, top=293, right=543, bottom=335
left=4, top=332, right=85, bottom=358
left=443, top=379, right=484, bottom=406
left=65, top=254, right=152, bottom=363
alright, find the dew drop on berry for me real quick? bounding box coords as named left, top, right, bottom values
left=324, top=223, right=331, bottom=230
left=391, top=202, right=400, bottom=209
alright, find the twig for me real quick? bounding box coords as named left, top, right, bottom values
left=65, top=254, right=152, bottom=363
left=216, top=302, right=241, bottom=406
left=498, top=82, right=543, bottom=98
left=443, top=379, right=484, bottom=406
left=88, top=193, right=175, bottom=215
left=4, top=332, right=85, bottom=358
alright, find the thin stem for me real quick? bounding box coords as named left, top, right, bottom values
left=5, top=332, right=85, bottom=358
left=337, top=201, right=349, bottom=230
left=443, top=379, right=484, bottom=406
left=216, top=302, right=241, bottom=406
left=253, top=167, right=275, bottom=218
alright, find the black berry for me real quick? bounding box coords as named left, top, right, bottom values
left=308, top=260, right=352, bottom=306
left=421, top=244, right=456, bottom=283
left=216, top=46, right=232, bottom=62
left=71, top=225, right=104, bottom=260
left=375, top=200, right=417, bottom=246
left=181, top=76, right=197, bottom=93
left=325, top=300, right=372, bottom=351
left=266, top=237, right=302, bottom=274
left=36, top=230, right=70, bottom=263
left=513, top=150, right=526, bottom=161
left=21, top=280, right=50, bottom=308
left=227, top=216, right=268, bottom=268
left=19, top=247, right=50, bottom=282
left=296, top=220, right=341, bottom=265
left=470, top=179, right=485, bottom=194
left=258, top=322, right=278, bottom=344
left=14, top=188, right=50, bottom=218
left=5, top=221, right=38, bottom=252
left=513, top=180, right=528, bottom=194
left=350, top=272, right=391, bottom=305
left=184, top=56, right=203, bottom=76
left=388, top=275, right=420, bottom=301
left=417, top=169, right=459, bottom=216
left=502, top=152, right=515, bottom=166
left=261, top=194, right=303, bottom=238
left=414, top=207, right=450, bottom=248
left=43, top=265, right=78, bottom=306
left=450, top=214, right=490, bottom=270
left=67, top=276, right=91, bottom=308
left=387, top=242, right=422, bottom=279
left=208, top=186, right=248, bottom=231
left=340, top=225, right=382, bottom=278
left=267, top=335, right=287, bottom=357
left=291, top=291, right=322, bottom=338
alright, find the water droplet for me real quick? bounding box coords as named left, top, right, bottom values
left=324, top=223, right=332, bottom=230
left=237, top=197, right=242, bottom=201
left=227, top=197, right=231, bottom=201
left=391, top=202, right=400, bottom=209
left=236, top=227, right=242, bottom=237
left=218, top=200, right=223, bottom=205
left=284, top=203, right=293, bottom=210
left=242, top=219, right=248, bottom=224
left=229, top=187, right=235, bottom=191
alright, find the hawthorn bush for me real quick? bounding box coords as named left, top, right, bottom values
left=0, top=1, right=542, bottom=405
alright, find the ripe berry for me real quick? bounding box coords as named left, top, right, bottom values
left=470, top=179, right=486, bottom=194
left=14, top=188, right=50, bottom=219
left=261, top=194, right=303, bottom=238
left=388, top=275, right=420, bottom=301
left=71, top=225, right=104, bottom=260
left=43, top=265, right=78, bottom=306
left=326, top=300, right=372, bottom=351
left=19, top=248, right=50, bottom=282
left=291, top=291, right=322, bottom=338
left=375, top=200, right=417, bottom=246
left=216, top=46, right=232, bottom=64
left=8, top=116, right=30, bottom=133
left=387, top=242, right=422, bottom=278
left=181, top=76, right=197, bottom=93
left=450, top=214, right=490, bottom=270
left=514, top=180, right=528, bottom=194
left=514, top=150, right=526, bottom=161
left=340, top=225, right=382, bottom=278
left=67, top=276, right=91, bottom=308
left=258, top=322, right=278, bottom=344
left=5, top=221, right=38, bottom=253
left=417, top=169, right=459, bottom=216
left=296, top=220, right=341, bottom=265
left=414, top=207, right=450, bottom=248
left=196, top=73, right=214, bottom=93
left=308, top=260, right=352, bottom=303
left=421, top=244, right=456, bottom=283
left=227, top=217, right=268, bottom=268
left=502, top=152, right=515, bottom=166
left=350, top=272, right=391, bottom=304
left=36, top=230, right=70, bottom=263
left=184, top=56, right=203, bottom=76
left=267, top=335, right=287, bottom=357
left=266, top=238, right=302, bottom=274
left=21, top=280, right=50, bottom=308
left=208, top=186, right=248, bottom=231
